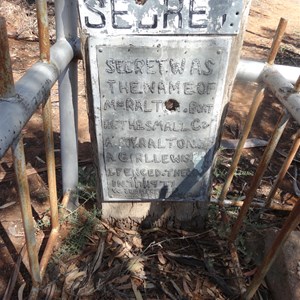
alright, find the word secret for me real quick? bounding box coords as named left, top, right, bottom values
left=105, top=58, right=215, bottom=76
left=84, top=0, right=218, bottom=30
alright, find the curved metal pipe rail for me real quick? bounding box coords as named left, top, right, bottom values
left=215, top=18, right=300, bottom=299
left=0, top=1, right=78, bottom=298
left=0, top=39, right=75, bottom=160
left=237, top=59, right=299, bottom=84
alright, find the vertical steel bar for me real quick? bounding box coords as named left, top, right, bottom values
left=36, top=0, right=50, bottom=63
left=229, top=112, right=290, bottom=242
left=219, top=18, right=288, bottom=206
left=243, top=199, right=300, bottom=300
left=218, top=86, right=265, bottom=203
left=265, top=129, right=300, bottom=207
left=55, top=0, right=79, bottom=210
left=0, top=17, right=15, bottom=97
left=223, top=18, right=289, bottom=243
left=267, top=18, right=288, bottom=65
left=265, top=76, right=300, bottom=207
left=36, top=0, right=60, bottom=279
left=1, top=16, right=41, bottom=297
left=12, top=137, right=42, bottom=288
left=36, top=0, right=59, bottom=229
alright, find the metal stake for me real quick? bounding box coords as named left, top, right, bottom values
left=36, top=0, right=60, bottom=279
left=265, top=129, right=300, bottom=207
left=223, top=17, right=289, bottom=241
left=267, top=18, right=288, bottom=65
left=243, top=199, right=300, bottom=299
left=1, top=16, right=41, bottom=298
left=0, top=17, right=15, bottom=97
left=218, top=86, right=265, bottom=204
left=229, top=112, right=290, bottom=242
left=55, top=0, right=79, bottom=210
left=12, top=136, right=42, bottom=292
left=219, top=18, right=288, bottom=207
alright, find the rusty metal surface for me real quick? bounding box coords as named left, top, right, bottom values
left=1, top=13, right=42, bottom=296
left=12, top=136, right=41, bottom=287
left=37, top=0, right=51, bottom=62
left=229, top=112, right=290, bottom=242
left=219, top=18, right=290, bottom=207
left=35, top=0, right=50, bottom=63
left=0, top=2, right=78, bottom=296
left=227, top=19, right=300, bottom=298
left=78, top=0, right=243, bottom=36
left=36, top=0, right=60, bottom=280
left=0, top=17, right=15, bottom=98
left=243, top=199, right=300, bottom=300
left=61, top=191, right=71, bottom=208
left=265, top=129, right=300, bottom=207
left=37, top=0, right=59, bottom=230
left=39, top=229, right=59, bottom=279
left=210, top=198, right=294, bottom=211
left=218, top=86, right=265, bottom=204
left=267, top=18, right=287, bottom=65
left=41, top=98, right=59, bottom=227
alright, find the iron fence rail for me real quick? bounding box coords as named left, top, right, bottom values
left=0, top=17, right=15, bottom=98
left=262, top=66, right=300, bottom=124
left=0, top=1, right=78, bottom=298
left=55, top=0, right=79, bottom=210
left=0, top=41, right=75, bottom=159
left=237, top=59, right=299, bottom=84
left=2, top=58, right=300, bottom=162
left=217, top=18, right=300, bottom=298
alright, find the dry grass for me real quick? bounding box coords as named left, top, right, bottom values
left=0, top=0, right=55, bottom=41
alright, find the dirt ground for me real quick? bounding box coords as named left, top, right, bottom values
left=0, top=0, right=299, bottom=298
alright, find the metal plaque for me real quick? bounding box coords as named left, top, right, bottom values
left=88, top=37, right=230, bottom=201
left=78, top=0, right=243, bottom=35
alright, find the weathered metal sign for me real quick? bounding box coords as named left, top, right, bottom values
left=87, top=37, right=230, bottom=200
left=78, top=0, right=243, bottom=35
left=78, top=0, right=243, bottom=202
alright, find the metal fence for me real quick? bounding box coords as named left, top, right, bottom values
left=216, top=18, right=300, bottom=300
left=0, top=0, right=78, bottom=298
left=0, top=1, right=299, bottom=299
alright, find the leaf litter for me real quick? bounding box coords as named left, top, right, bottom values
left=40, top=215, right=243, bottom=300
